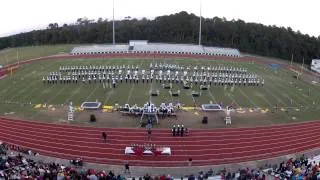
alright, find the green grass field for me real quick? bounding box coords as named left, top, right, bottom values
left=0, top=44, right=75, bottom=65
left=0, top=57, right=319, bottom=122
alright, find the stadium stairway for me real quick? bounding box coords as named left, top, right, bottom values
left=0, top=118, right=319, bottom=167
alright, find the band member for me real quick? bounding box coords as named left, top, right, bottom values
left=112, top=79, right=116, bottom=88
left=176, top=125, right=180, bottom=136
left=172, top=125, right=176, bottom=136
left=181, top=125, right=185, bottom=137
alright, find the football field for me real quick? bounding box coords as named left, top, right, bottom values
left=0, top=57, right=319, bottom=122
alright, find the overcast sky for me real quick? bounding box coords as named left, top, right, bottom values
left=1, top=0, right=319, bottom=38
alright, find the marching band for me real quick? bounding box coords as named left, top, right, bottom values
left=42, top=63, right=265, bottom=87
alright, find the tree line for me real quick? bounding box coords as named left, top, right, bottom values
left=0, top=11, right=319, bottom=65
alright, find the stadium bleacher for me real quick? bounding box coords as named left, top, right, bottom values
left=71, top=44, right=130, bottom=55
left=311, top=59, right=320, bottom=74
left=70, top=41, right=241, bottom=57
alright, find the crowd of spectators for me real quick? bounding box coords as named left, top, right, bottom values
left=218, top=154, right=320, bottom=180
left=266, top=155, right=320, bottom=179
left=0, top=143, right=125, bottom=180
left=2, top=141, right=320, bottom=180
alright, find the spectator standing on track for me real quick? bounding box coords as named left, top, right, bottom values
left=124, top=161, right=130, bottom=174
left=188, top=157, right=193, bottom=166
left=102, top=132, right=107, bottom=143
left=185, top=128, right=189, bottom=136
left=147, top=128, right=152, bottom=141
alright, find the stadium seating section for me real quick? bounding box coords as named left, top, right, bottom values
left=70, top=43, right=241, bottom=57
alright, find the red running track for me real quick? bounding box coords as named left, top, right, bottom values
left=0, top=117, right=319, bottom=167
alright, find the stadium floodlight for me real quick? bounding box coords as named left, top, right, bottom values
left=198, top=0, right=202, bottom=46
left=112, top=0, right=115, bottom=45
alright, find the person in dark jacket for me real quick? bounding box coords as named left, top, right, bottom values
left=124, top=161, right=130, bottom=174
left=147, top=128, right=152, bottom=141
left=102, top=132, right=107, bottom=143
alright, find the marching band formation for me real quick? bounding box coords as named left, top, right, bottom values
left=42, top=63, right=265, bottom=87
left=119, top=102, right=177, bottom=116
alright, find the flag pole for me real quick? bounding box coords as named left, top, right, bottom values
left=300, top=57, right=304, bottom=78
left=17, top=48, right=19, bottom=66
left=5, top=55, right=8, bottom=66
left=290, top=53, right=293, bottom=70
left=198, top=0, right=202, bottom=46
left=112, top=0, right=115, bottom=45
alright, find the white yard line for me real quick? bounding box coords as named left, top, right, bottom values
left=8, top=77, right=43, bottom=102
left=255, top=66, right=309, bottom=106
left=45, top=85, right=69, bottom=104
left=22, top=82, right=58, bottom=104
left=28, top=85, right=70, bottom=119
left=250, top=65, right=294, bottom=107
left=148, top=59, right=156, bottom=103
left=64, top=87, right=80, bottom=104
left=268, top=76, right=308, bottom=105
left=264, top=88, right=286, bottom=106
left=238, top=88, right=258, bottom=108
left=84, top=84, right=100, bottom=102
left=227, top=93, right=240, bottom=107
left=103, top=90, right=113, bottom=105
left=126, top=82, right=135, bottom=104
left=207, top=90, right=217, bottom=104
left=149, top=81, right=153, bottom=102
left=15, top=63, right=68, bottom=103
left=64, top=61, right=98, bottom=104
left=0, top=64, right=35, bottom=94
left=245, top=66, right=278, bottom=107
left=188, top=89, right=196, bottom=104
left=1, top=63, right=51, bottom=100
left=222, top=87, right=240, bottom=107
left=258, top=93, right=273, bottom=107
left=126, top=61, right=144, bottom=104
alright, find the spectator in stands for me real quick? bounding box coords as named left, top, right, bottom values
left=144, top=173, right=151, bottom=180
left=160, top=174, right=167, bottom=180
left=70, top=158, right=83, bottom=166
left=188, top=174, right=195, bottom=180
left=198, top=171, right=205, bottom=180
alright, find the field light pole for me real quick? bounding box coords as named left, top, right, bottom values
left=5, top=55, right=8, bottom=66
left=112, top=0, right=115, bottom=45
left=198, top=0, right=202, bottom=46
left=17, top=48, right=19, bottom=66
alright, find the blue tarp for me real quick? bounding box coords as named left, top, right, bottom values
left=268, top=63, right=281, bottom=70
